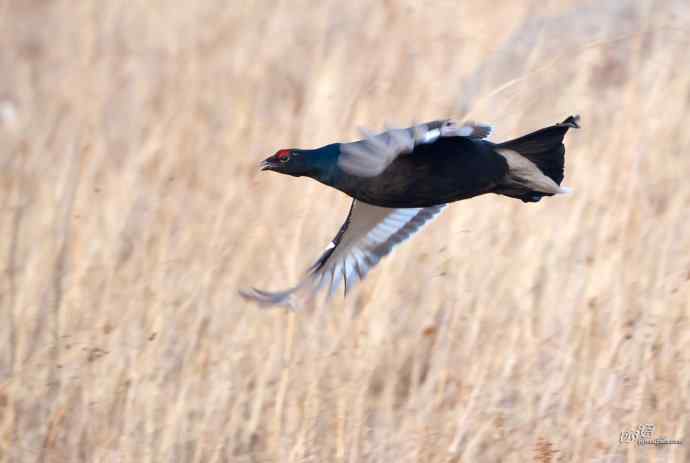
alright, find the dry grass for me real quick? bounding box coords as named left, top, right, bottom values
left=1, top=0, right=689, bottom=461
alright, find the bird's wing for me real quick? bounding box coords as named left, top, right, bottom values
left=338, top=119, right=493, bottom=177
left=239, top=200, right=447, bottom=308
left=442, top=120, right=493, bottom=139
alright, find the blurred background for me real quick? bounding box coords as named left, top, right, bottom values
left=1, top=0, right=689, bottom=461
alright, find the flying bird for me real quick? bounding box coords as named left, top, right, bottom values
left=241, top=115, right=580, bottom=308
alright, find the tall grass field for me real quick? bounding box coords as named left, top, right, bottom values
left=1, top=1, right=689, bottom=461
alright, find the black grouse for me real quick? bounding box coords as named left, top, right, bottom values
left=241, top=115, right=580, bottom=307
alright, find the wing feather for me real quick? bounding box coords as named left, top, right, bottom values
left=240, top=200, right=447, bottom=308
left=338, top=119, right=494, bottom=177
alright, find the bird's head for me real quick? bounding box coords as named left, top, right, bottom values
left=260, top=144, right=339, bottom=179
left=260, top=149, right=303, bottom=177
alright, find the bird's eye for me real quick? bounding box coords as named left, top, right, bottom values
left=279, top=155, right=290, bottom=163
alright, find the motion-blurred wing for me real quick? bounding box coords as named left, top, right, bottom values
left=442, top=120, right=493, bottom=139
left=240, top=200, right=447, bottom=308
left=339, top=119, right=493, bottom=177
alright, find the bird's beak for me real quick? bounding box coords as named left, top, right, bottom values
left=260, top=156, right=281, bottom=171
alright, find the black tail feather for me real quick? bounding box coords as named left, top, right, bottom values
left=495, top=115, right=579, bottom=186
left=493, top=115, right=579, bottom=203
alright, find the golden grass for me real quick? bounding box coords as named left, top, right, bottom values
left=1, top=0, right=689, bottom=461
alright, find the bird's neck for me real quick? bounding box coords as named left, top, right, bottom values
left=299, top=143, right=341, bottom=184
left=298, top=143, right=375, bottom=202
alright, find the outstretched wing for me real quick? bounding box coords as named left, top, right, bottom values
left=240, top=200, right=447, bottom=308
left=338, top=119, right=493, bottom=177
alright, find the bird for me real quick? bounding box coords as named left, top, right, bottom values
left=240, top=115, right=580, bottom=308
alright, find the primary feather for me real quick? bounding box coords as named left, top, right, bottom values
left=240, top=200, right=446, bottom=308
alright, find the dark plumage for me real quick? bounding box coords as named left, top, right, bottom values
left=242, top=116, right=580, bottom=308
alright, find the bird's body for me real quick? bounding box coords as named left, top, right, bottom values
left=327, top=136, right=507, bottom=208
left=241, top=116, right=580, bottom=308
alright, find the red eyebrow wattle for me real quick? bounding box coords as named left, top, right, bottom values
left=276, top=149, right=290, bottom=159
